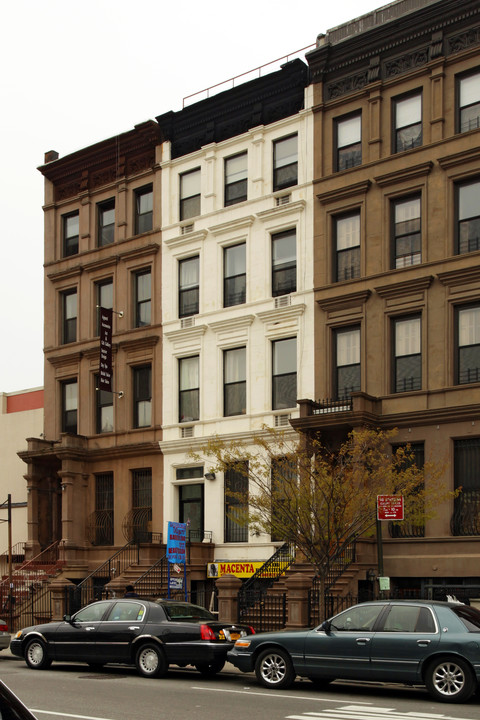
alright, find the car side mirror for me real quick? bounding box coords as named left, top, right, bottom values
left=63, top=614, right=73, bottom=624
left=320, top=620, right=331, bottom=632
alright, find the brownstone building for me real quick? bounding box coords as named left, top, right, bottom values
left=295, top=0, right=480, bottom=597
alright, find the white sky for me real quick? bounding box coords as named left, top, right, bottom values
left=0, top=0, right=380, bottom=394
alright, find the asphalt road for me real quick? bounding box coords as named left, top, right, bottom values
left=2, top=647, right=480, bottom=720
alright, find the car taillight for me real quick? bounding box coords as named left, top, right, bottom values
left=200, top=625, right=216, bottom=640
left=0, top=624, right=8, bottom=633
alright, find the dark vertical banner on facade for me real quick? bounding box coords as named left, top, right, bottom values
left=99, top=307, right=113, bottom=392
left=166, top=521, right=187, bottom=564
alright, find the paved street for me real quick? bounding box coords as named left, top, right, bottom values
left=2, top=647, right=480, bottom=720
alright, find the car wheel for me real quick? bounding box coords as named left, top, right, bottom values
left=425, top=657, right=476, bottom=703
left=195, top=659, right=225, bottom=677
left=25, top=638, right=52, bottom=670
left=255, top=647, right=295, bottom=690
left=135, top=643, right=167, bottom=678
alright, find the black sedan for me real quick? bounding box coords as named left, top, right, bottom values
left=11, top=598, right=254, bottom=678
left=227, top=599, right=480, bottom=703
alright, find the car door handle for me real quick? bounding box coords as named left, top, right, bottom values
left=417, top=639, right=431, bottom=646
left=356, top=638, right=371, bottom=645
left=128, top=626, right=140, bottom=630
left=85, top=627, right=96, bottom=631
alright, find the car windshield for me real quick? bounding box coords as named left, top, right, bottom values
left=452, top=604, right=480, bottom=632
left=160, top=602, right=215, bottom=622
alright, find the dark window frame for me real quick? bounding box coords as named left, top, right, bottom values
left=391, top=194, right=422, bottom=269
left=392, top=314, right=422, bottom=393
left=223, top=346, right=246, bottom=417
left=133, top=364, right=152, bottom=429
left=97, top=198, right=115, bottom=247
left=273, top=134, right=298, bottom=191
left=95, top=373, right=114, bottom=434
left=334, top=112, right=362, bottom=172
left=95, top=279, right=113, bottom=336
left=455, top=304, right=480, bottom=385
left=224, top=243, right=246, bottom=307
left=134, top=185, right=153, bottom=235
left=333, top=210, right=361, bottom=282
left=333, top=325, right=361, bottom=400
left=180, top=168, right=201, bottom=221
left=272, top=229, right=296, bottom=297
left=179, top=355, right=199, bottom=423
left=224, top=152, right=247, bottom=206
left=392, top=91, right=423, bottom=153
left=61, top=378, right=78, bottom=434
left=455, top=178, right=480, bottom=255
left=62, top=211, right=79, bottom=257
left=134, top=268, right=151, bottom=327
left=456, top=68, right=480, bottom=134
left=179, top=256, right=199, bottom=318
left=61, top=289, right=77, bottom=345
left=224, top=462, right=248, bottom=543
left=272, top=337, right=297, bottom=410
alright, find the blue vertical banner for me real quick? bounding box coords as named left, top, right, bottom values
left=166, top=522, right=187, bottom=600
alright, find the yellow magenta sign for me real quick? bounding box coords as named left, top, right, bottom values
left=207, top=561, right=288, bottom=578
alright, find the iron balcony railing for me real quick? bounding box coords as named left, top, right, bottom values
left=451, top=489, right=480, bottom=536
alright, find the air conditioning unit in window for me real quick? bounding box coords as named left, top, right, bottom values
left=274, top=295, right=291, bottom=309
left=181, top=426, right=194, bottom=438
left=181, top=224, right=194, bottom=235
left=275, top=414, right=291, bottom=427
left=181, top=316, right=195, bottom=329
left=276, top=194, right=291, bottom=206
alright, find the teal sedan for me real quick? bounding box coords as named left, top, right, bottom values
left=227, top=599, right=480, bottom=703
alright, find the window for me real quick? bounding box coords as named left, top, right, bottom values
left=93, top=472, right=114, bottom=545
left=97, top=199, right=115, bottom=247
left=273, top=134, right=298, bottom=191
left=271, top=457, right=296, bottom=541
left=272, top=230, right=296, bottom=296
left=179, top=484, right=204, bottom=541
left=95, top=374, right=113, bottom=434
left=224, top=243, right=246, bottom=307
left=334, top=212, right=360, bottom=281
left=134, top=269, right=151, bottom=327
left=393, top=92, right=422, bottom=153
left=393, top=316, right=421, bottom=392
left=179, top=256, right=199, bottom=317
left=224, top=347, right=246, bottom=416
left=382, top=605, right=435, bottom=633
left=180, top=169, right=201, bottom=220
left=62, top=212, right=79, bottom=257
left=61, top=379, right=77, bottom=434
left=334, top=327, right=360, bottom=400
left=133, top=365, right=151, bottom=428
left=95, top=280, right=113, bottom=336
left=335, top=114, right=361, bottom=171
left=453, top=438, right=480, bottom=536
left=179, top=356, right=199, bottom=422
left=225, top=153, right=247, bottom=206
left=456, top=179, right=480, bottom=254
left=456, top=305, right=480, bottom=384
left=134, top=185, right=153, bottom=234
left=330, top=604, right=383, bottom=632
left=132, top=468, right=152, bottom=542
left=62, top=289, right=77, bottom=344
left=225, top=462, right=248, bottom=542
left=392, top=196, right=421, bottom=268
left=390, top=443, right=425, bottom=538
left=457, top=70, right=480, bottom=133
left=272, top=338, right=297, bottom=410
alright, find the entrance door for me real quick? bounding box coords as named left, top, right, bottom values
left=179, top=484, right=204, bottom=542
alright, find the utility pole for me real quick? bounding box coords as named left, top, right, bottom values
left=7, top=494, right=12, bottom=631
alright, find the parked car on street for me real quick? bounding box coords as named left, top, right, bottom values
left=0, top=618, right=10, bottom=651
left=11, top=598, right=254, bottom=678
left=228, top=599, right=480, bottom=703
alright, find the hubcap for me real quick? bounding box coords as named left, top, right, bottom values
left=28, top=643, right=43, bottom=665
left=140, top=648, right=158, bottom=674
left=262, top=654, right=286, bottom=684
left=434, top=662, right=465, bottom=696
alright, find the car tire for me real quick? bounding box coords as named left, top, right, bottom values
left=195, top=659, right=225, bottom=677
left=135, top=643, right=167, bottom=678
left=425, top=656, right=476, bottom=703
left=255, top=647, right=295, bottom=690
left=25, top=638, right=52, bottom=670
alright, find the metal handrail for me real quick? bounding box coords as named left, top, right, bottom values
left=133, top=554, right=168, bottom=598
left=76, top=540, right=139, bottom=590
left=0, top=540, right=64, bottom=590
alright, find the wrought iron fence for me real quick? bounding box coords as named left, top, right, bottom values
left=451, top=490, right=480, bottom=536
left=238, top=591, right=287, bottom=632
left=308, top=592, right=361, bottom=627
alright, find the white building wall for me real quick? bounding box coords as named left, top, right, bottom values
left=160, top=85, right=314, bottom=562
left=0, top=389, right=44, bottom=552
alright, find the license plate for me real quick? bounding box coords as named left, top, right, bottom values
left=229, top=632, right=240, bottom=641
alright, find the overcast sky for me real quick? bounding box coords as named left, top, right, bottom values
left=0, top=0, right=380, bottom=394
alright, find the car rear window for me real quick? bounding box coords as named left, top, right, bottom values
left=160, top=603, right=215, bottom=622
left=452, top=605, right=480, bottom=632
